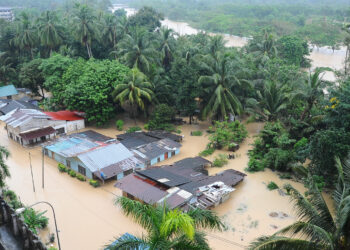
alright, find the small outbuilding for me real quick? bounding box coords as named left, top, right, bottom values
left=0, top=85, right=18, bottom=99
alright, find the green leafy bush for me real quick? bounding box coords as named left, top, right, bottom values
left=89, top=179, right=100, bottom=188
left=209, top=120, right=248, bottom=149
left=148, top=104, right=176, bottom=131
left=126, top=126, right=142, bottom=133
left=267, top=181, right=279, bottom=190
left=68, top=170, right=77, bottom=178
left=58, top=163, right=67, bottom=172
left=175, top=129, right=182, bottom=134
left=213, top=154, right=228, bottom=167
left=22, top=208, right=48, bottom=234
left=245, top=157, right=264, bottom=172
left=199, top=147, right=215, bottom=157
left=3, top=190, right=17, bottom=200
left=116, top=120, right=124, bottom=131
left=76, top=174, right=86, bottom=182
left=191, top=131, right=203, bottom=136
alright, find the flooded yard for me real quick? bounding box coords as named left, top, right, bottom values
left=0, top=119, right=320, bottom=249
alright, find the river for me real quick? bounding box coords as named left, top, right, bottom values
left=112, top=4, right=346, bottom=81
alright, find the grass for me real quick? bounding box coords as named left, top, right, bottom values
left=191, top=130, right=203, bottom=136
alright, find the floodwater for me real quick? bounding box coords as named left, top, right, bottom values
left=1, top=117, right=332, bottom=250
left=112, top=4, right=346, bottom=81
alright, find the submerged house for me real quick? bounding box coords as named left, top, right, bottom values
left=44, top=111, right=85, bottom=134
left=117, top=131, right=182, bottom=168
left=43, top=130, right=142, bottom=180
left=0, top=109, right=64, bottom=146
left=0, top=99, right=40, bottom=115
left=116, top=157, right=246, bottom=210
left=0, top=85, right=18, bottom=99
left=0, top=109, right=84, bottom=146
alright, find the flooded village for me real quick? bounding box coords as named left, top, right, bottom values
left=0, top=1, right=349, bottom=250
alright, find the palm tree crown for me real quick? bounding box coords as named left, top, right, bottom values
left=199, top=53, right=242, bottom=120
left=113, top=68, right=154, bottom=111
left=107, top=196, right=224, bottom=250
left=249, top=155, right=350, bottom=250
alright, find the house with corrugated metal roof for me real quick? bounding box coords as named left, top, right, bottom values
left=0, top=109, right=66, bottom=146
left=117, top=132, right=182, bottom=168
left=0, top=85, right=18, bottom=99
left=0, top=109, right=85, bottom=146
left=115, top=157, right=246, bottom=210
left=43, top=131, right=142, bottom=180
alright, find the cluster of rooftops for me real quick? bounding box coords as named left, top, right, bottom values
left=0, top=84, right=246, bottom=210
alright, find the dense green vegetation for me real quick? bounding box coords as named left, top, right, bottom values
left=119, top=0, right=349, bottom=47
left=109, top=196, right=224, bottom=249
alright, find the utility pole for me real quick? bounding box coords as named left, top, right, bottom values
left=42, top=148, right=44, bottom=189
left=29, top=152, right=35, bottom=193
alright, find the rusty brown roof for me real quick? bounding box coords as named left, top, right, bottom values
left=19, top=127, right=56, bottom=140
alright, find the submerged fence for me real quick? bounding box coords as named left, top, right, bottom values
left=0, top=197, right=47, bottom=250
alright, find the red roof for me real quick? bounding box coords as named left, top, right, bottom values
left=19, top=127, right=56, bottom=140
left=44, top=111, right=84, bottom=121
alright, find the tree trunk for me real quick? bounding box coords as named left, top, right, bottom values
left=300, top=101, right=313, bottom=121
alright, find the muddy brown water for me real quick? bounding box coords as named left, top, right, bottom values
left=0, top=119, right=333, bottom=249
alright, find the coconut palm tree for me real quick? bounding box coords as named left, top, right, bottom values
left=107, top=196, right=224, bottom=249
left=115, top=28, right=158, bottom=73
left=249, top=155, right=350, bottom=250
left=294, top=68, right=327, bottom=121
left=246, top=81, right=289, bottom=121
left=72, top=3, right=98, bottom=58
left=101, top=13, right=118, bottom=48
left=37, top=11, right=63, bottom=56
left=0, top=146, right=10, bottom=188
left=113, top=68, right=154, bottom=116
left=199, top=53, right=242, bottom=120
left=207, top=35, right=225, bottom=62
left=0, top=53, right=16, bottom=84
left=12, top=12, right=37, bottom=59
left=158, top=27, right=175, bottom=70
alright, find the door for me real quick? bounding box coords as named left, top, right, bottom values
left=164, top=152, right=168, bottom=160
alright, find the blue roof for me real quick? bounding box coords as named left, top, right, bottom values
left=0, top=85, right=18, bottom=97
left=45, top=137, right=99, bottom=158
left=106, top=233, right=148, bottom=250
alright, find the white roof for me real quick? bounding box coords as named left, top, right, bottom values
left=0, top=109, right=49, bottom=128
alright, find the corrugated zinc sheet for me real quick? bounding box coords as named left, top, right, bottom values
left=45, top=137, right=99, bottom=157
left=0, top=109, right=49, bottom=128
left=77, top=143, right=133, bottom=173
left=0, top=85, right=18, bottom=97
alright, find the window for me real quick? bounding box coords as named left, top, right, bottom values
left=171, top=151, right=175, bottom=157
left=66, top=160, right=71, bottom=168
left=78, top=165, right=86, bottom=176
left=56, top=127, right=65, bottom=134
left=40, top=136, right=46, bottom=142
left=157, top=157, right=161, bottom=163
left=29, top=139, right=34, bottom=144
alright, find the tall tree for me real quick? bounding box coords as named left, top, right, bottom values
left=158, top=27, right=175, bottom=70
left=294, top=68, right=327, bottom=120
left=38, top=11, right=63, bottom=56
left=113, top=68, right=154, bottom=116
left=116, top=28, right=158, bottom=74
left=199, top=53, right=242, bottom=120
left=72, top=4, right=98, bottom=58
left=249, top=155, right=350, bottom=250
left=107, top=196, right=223, bottom=249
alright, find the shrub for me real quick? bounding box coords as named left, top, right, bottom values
left=89, top=179, right=100, bottom=188
left=58, top=163, right=68, bottom=172
left=199, top=147, right=215, bottom=157
left=9, top=199, right=23, bottom=209
left=267, top=181, right=279, bottom=190
left=116, top=120, right=124, bottom=131
left=246, top=157, right=264, bottom=172
left=22, top=208, right=48, bottom=234
left=191, top=131, right=202, bottom=136
left=213, top=154, right=228, bottom=167
left=126, top=126, right=142, bottom=133
left=175, top=129, right=181, bottom=134
left=3, top=190, right=17, bottom=200
left=279, top=173, right=292, bottom=179
left=144, top=123, right=149, bottom=130
left=76, top=174, right=86, bottom=182
left=68, top=170, right=77, bottom=178
left=148, top=104, right=176, bottom=131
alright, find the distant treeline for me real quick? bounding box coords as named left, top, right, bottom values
left=0, top=0, right=111, bottom=11
left=115, top=0, right=350, bottom=47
